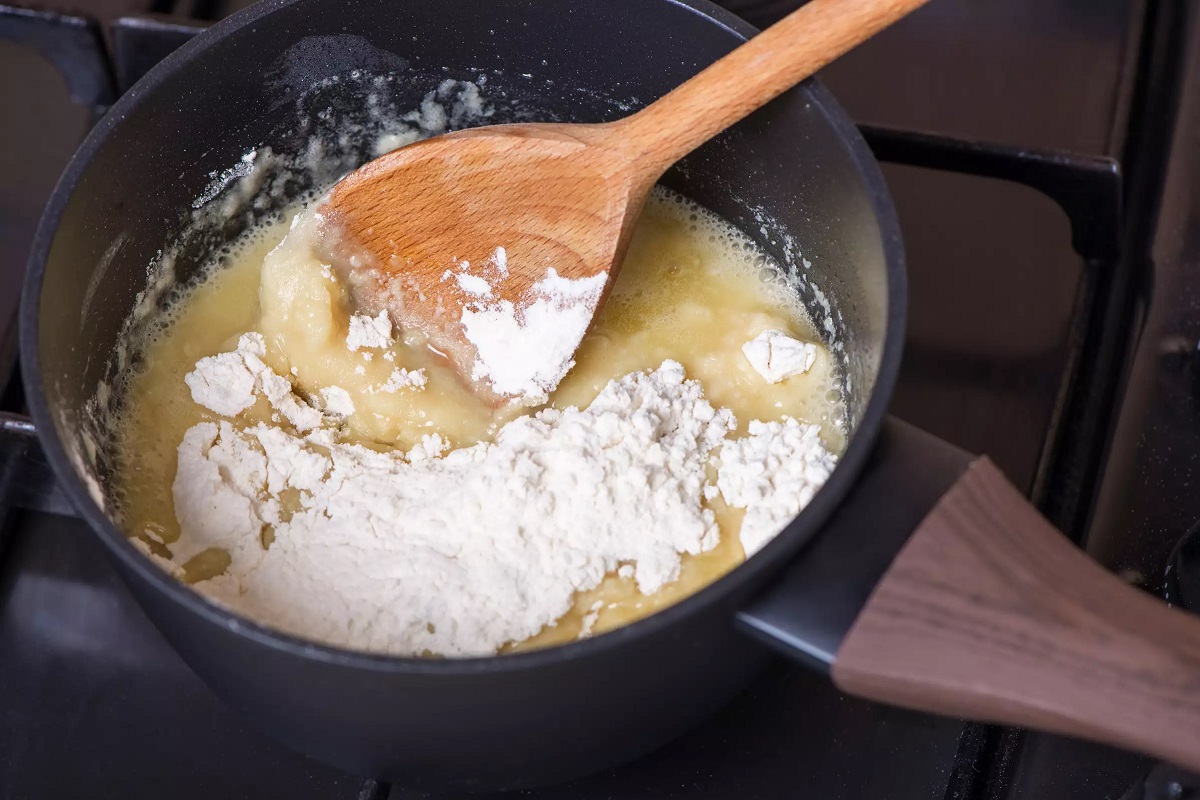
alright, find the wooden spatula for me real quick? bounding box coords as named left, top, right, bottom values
left=323, top=0, right=929, bottom=405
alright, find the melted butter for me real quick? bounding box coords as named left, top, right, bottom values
left=115, top=187, right=845, bottom=650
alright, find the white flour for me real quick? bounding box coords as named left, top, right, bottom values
left=183, top=349, right=260, bottom=417
left=435, top=246, right=595, bottom=403
left=185, top=333, right=326, bottom=430
left=716, top=418, right=837, bottom=557
left=346, top=311, right=392, bottom=350
left=460, top=268, right=608, bottom=404
left=454, top=270, right=492, bottom=297
left=742, top=329, right=817, bottom=384
left=160, top=354, right=836, bottom=656
left=376, top=367, right=427, bottom=393
left=318, top=386, right=356, bottom=417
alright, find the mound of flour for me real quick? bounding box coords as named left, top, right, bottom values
left=154, top=353, right=836, bottom=656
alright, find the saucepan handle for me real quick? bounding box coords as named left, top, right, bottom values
left=834, top=455, right=1200, bottom=772
left=739, top=416, right=1200, bottom=772
left=0, top=412, right=76, bottom=517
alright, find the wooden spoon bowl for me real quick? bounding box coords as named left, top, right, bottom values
left=324, top=123, right=643, bottom=405
left=324, top=0, right=932, bottom=404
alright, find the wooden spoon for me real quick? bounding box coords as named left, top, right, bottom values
left=323, top=0, right=929, bottom=404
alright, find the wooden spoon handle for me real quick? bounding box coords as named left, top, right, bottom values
left=615, top=0, right=931, bottom=171
left=833, top=458, right=1200, bottom=771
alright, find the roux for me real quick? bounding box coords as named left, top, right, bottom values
left=115, top=187, right=846, bottom=652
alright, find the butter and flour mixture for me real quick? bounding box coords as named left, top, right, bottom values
left=169, top=359, right=761, bottom=655
left=114, top=114, right=847, bottom=656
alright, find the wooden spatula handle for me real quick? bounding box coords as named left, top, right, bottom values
left=615, top=0, right=932, bottom=171
left=833, top=458, right=1200, bottom=771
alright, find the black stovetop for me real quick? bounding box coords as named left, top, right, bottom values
left=0, top=1, right=1194, bottom=798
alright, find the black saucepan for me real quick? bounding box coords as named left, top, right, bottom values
left=16, top=0, right=1200, bottom=791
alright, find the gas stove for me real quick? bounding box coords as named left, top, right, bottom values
left=0, top=1, right=1195, bottom=798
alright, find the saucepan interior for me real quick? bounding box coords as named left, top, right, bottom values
left=22, top=0, right=900, bottom=785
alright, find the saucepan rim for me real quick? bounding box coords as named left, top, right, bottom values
left=20, top=0, right=906, bottom=675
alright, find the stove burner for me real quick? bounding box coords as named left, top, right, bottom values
left=1121, top=763, right=1200, bottom=800
left=1164, top=521, right=1200, bottom=611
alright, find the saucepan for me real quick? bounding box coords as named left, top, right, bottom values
left=15, top=0, right=1200, bottom=791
